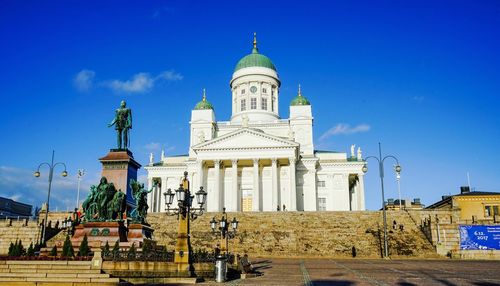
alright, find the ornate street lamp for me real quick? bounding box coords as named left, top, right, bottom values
left=76, top=169, right=85, bottom=210
left=163, top=171, right=207, bottom=276
left=34, top=150, right=68, bottom=245
left=362, top=142, right=401, bottom=258
left=210, top=208, right=239, bottom=256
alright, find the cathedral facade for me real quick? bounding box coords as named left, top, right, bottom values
left=145, top=36, right=366, bottom=212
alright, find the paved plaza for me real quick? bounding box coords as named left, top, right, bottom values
left=201, top=258, right=500, bottom=286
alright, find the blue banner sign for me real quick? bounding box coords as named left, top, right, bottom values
left=459, top=225, right=500, bottom=250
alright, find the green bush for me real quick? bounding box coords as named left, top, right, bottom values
left=61, top=235, right=74, bottom=258
left=78, top=234, right=90, bottom=257
left=127, top=243, right=136, bottom=259
left=50, top=245, right=57, bottom=256
left=112, top=240, right=120, bottom=259
left=8, top=242, right=14, bottom=256
left=27, top=242, right=35, bottom=257
left=17, top=240, right=25, bottom=256
left=102, top=241, right=110, bottom=257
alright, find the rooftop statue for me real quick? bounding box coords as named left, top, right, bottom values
left=108, top=100, right=132, bottom=150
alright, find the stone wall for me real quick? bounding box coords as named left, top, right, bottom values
left=0, top=218, right=40, bottom=254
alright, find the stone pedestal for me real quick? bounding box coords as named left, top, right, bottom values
left=71, top=221, right=154, bottom=250
left=72, top=221, right=128, bottom=249
left=128, top=223, right=154, bottom=246
left=99, top=149, right=141, bottom=205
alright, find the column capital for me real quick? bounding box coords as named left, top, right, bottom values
left=253, top=158, right=259, bottom=165
left=214, top=159, right=221, bottom=167
left=289, top=157, right=296, bottom=164
left=231, top=159, right=238, bottom=166
left=271, top=158, right=278, bottom=165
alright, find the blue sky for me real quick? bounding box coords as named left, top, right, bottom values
left=0, top=1, right=499, bottom=211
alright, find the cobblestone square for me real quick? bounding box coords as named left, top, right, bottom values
left=202, top=258, right=500, bottom=286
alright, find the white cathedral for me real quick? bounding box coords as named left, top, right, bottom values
left=145, top=35, right=366, bottom=212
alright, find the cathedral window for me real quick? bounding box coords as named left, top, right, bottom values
left=241, top=89, right=245, bottom=95
left=241, top=99, right=246, bottom=111
left=261, top=98, right=267, bottom=110
left=262, top=88, right=267, bottom=94
left=250, top=98, right=257, bottom=109
left=317, top=181, right=326, bottom=188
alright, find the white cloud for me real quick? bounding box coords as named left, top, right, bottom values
left=73, top=70, right=95, bottom=91
left=74, top=70, right=183, bottom=93
left=106, top=73, right=155, bottom=93
left=156, top=70, right=183, bottom=81
left=144, top=142, right=161, bottom=151
left=0, top=166, right=98, bottom=211
left=319, top=123, right=370, bottom=141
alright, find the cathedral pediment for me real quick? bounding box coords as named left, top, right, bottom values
left=192, top=128, right=298, bottom=151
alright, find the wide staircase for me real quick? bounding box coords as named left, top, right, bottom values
left=0, top=260, right=120, bottom=285
left=148, top=210, right=440, bottom=258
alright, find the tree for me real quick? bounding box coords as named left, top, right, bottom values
left=8, top=242, right=14, bottom=256
left=17, top=240, right=25, bottom=256
left=27, top=242, right=35, bottom=257
left=50, top=245, right=57, bottom=256
left=127, top=243, right=136, bottom=259
left=112, top=240, right=120, bottom=259
left=78, top=234, right=90, bottom=257
left=102, top=241, right=110, bottom=257
left=61, top=235, right=74, bottom=258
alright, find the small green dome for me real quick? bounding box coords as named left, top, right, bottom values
left=194, top=89, right=214, bottom=110
left=234, top=33, right=276, bottom=72
left=290, top=84, right=311, bottom=106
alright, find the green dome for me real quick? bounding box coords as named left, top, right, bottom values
left=194, top=89, right=214, bottom=110
left=234, top=33, right=276, bottom=72
left=290, top=85, right=311, bottom=106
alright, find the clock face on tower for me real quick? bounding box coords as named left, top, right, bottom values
left=250, top=86, right=257, bottom=93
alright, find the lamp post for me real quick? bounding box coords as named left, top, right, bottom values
left=362, top=143, right=401, bottom=258
left=210, top=208, right=239, bottom=256
left=163, top=171, right=207, bottom=276
left=76, top=169, right=85, bottom=210
left=396, top=168, right=402, bottom=210
left=34, top=150, right=68, bottom=245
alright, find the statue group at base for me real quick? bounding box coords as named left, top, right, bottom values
left=81, top=177, right=152, bottom=224
left=82, top=177, right=126, bottom=222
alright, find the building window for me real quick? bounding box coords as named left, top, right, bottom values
left=241, top=99, right=246, bottom=111
left=317, top=181, right=326, bottom=188
left=262, top=88, right=267, bottom=94
left=261, top=98, right=267, bottom=110
left=318, top=198, right=326, bottom=211
left=485, top=205, right=499, bottom=217
left=250, top=98, right=257, bottom=110
left=241, top=89, right=245, bottom=95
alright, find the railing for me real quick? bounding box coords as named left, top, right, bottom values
left=102, top=250, right=175, bottom=262
left=102, top=249, right=218, bottom=263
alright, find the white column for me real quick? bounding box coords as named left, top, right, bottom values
left=272, top=158, right=278, bottom=211
left=214, top=160, right=221, bottom=212
left=252, top=158, right=260, bottom=211
left=304, top=170, right=317, bottom=211
left=198, top=160, right=204, bottom=190
left=160, top=177, right=167, bottom=212
left=289, top=157, right=297, bottom=211
left=147, top=177, right=154, bottom=212
left=357, top=174, right=365, bottom=210
left=231, top=159, right=238, bottom=212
